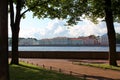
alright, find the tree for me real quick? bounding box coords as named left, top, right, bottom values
left=0, top=0, right=9, bottom=80
left=58, top=0, right=120, bottom=66
left=104, top=0, right=118, bottom=66
left=84, top=0, right=120, bottom=66
left=9, top=0, right=67, bottom=64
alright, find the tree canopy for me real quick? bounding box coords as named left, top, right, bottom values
left=60, top=0, right=120, bottom=24
left=29, top=0, right=88, bottom=25
left=10, top=0, right=119, bottom=25
left=9, top=0, right=120, bottom=26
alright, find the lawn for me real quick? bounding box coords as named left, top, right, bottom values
left=9, top=62, right=82, bottom=80
left=76, top=62, right=120, bottom=71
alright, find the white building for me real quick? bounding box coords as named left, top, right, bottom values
left=39, top=36, right=99, bottom=46
left=100, top=34, right=109, bottom=45
left=78, top=35, right=99, bottom=45
left=39, top=37, right=69, bottom=45
left=52, top=37, right=69, bottom=45
left=19, top=38, right=39, bottom=45
left=69, top=38, right=84, bottom=45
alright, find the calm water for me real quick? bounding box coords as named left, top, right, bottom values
left=9, top=46, right=120, bottom=52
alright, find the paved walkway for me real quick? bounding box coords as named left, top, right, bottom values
left=20, top=59, right=120, bottom=80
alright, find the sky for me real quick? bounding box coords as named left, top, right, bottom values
left=8, top=11, right=120, bottom=40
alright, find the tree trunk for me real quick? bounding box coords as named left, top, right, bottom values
left=0, top=0, right=9, bottom=80
left=10, top=0, right=21, bottom=65
left=104, top=0, right=118, bottom=66
left=10, top=18, right=20, bottom=65
left=10, top=25, right=19, bottom=65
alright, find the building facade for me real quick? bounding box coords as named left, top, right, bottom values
left=99, top=34, right=109, bottom=46
left=19, top=38, right=39, bottom=45
left=8, top=34, right=109, bottom=46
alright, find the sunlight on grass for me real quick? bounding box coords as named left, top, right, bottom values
left=89, top=64, right=120, bottom=71
left=10, top=62, right=82, bottom=80
left=77, top=62, right=120, bottom=71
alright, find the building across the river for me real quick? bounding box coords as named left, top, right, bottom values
left=99, top=34, right=109, bottom=46
left=39, top=35, right=100, bottom=46
left=9, top=34, right=109, bottom=46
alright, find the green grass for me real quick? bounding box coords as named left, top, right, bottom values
left=77, top=62, right=120, bottom=71
left=10, top=62, right=82, bottom=80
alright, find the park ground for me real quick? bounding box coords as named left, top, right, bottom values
left=19, top=59, right=120, bottom=80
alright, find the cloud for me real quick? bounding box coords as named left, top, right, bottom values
left=19, top=27, right=38, bottom=38
left=37, top=19, right=69, bottom=39
left=9, top=17, right=120, bottom=39
left=68, top=20, right=107, bottom=37
left=18, top=19, right=67, bottom=39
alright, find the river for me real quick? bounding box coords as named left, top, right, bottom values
left=9, top=46, right=120, bottom=52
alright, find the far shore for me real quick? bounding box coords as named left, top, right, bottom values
left=8, top=44, right=120, bottom=47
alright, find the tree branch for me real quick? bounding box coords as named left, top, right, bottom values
left=9, top=0, right=14, bottom=29
left=14, top=0, right=21, bottom=31
left=15, top=0, right=21, bottom=22
left=20, top=0, right=50, bottom=18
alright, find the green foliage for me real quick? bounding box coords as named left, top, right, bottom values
left=50, top=0, right=120, bottom=24
left=8, top=0, right=120, bottom=26
left=10, top=62, right=81, bottom=80
left=9, top=0, right=120, bottom=25
left=23, top=0, right=88, bottom=26
left=84, top=0, right=120, bottom=24
left=84, top=0, right=104, bottom=24
left=112, top=0, right=120, bottom=22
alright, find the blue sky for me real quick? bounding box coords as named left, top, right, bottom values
left=8, top=11, right=120, bottom=40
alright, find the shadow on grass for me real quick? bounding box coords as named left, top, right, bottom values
left=82, top=75, right=116, bottom=80
left=10, top=62, right=119, bottom=80
left=23, top=63, right=118, bottom=80
left=68, top=59, right=120, bottom=80
left=72, top=72, right=117, bottom=80
left=9, top=63, right=81, bottom=80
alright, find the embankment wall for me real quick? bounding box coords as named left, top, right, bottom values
left=9, top=51, right=120, bottom=60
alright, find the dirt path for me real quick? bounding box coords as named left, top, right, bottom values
left=20, top=59, right=120, bottom=80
